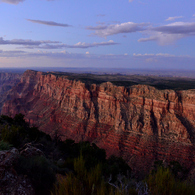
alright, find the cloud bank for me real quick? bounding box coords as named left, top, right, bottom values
left=0, top=37, right=118, bottom=50
left=88, top=19, right=195, bottom=45
left=1, top=49, right=194, bottom=71
left=139, top=22, right=195, bottom=45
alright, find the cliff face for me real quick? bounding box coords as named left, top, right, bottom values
left=2, top=70, right=195, bottom=172
left=0, top=72, right=21, bottom=111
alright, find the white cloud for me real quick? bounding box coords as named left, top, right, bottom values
left=1, top=0, right=56, bottom=4
left=129, top=0, right=134, bottom=2
left=165, top=16, right=183, bottom=21
left=0, top=49, right=126, bottom=60
left=86, top=25, right=108, bottom=30
left=97, top=14, right=106, bottom=17
left=0, top=49, right=194, bottom=70
left=60, top=50, right=67, bottom=54
left=0, top=37, right=118, bottom=50
left=133, top=53, right=154, bottom=57
left=72, top=40, right=117, bottom=48
left=0, top=0, right=24, bottom=4
left=133, top=53, right=175, bottom=57
left=156, top=53, right=175, bottom=57
left=155, top=22, right=195, bottom=35
left=138, top=31, right=184, bottom=45
left=87, top=22, right=149, bottom=38
left=0, top=37, right=59, bottom=46
left=139, top=22, right=195, bottom=45
left=22, top=40, right=118, bottom=49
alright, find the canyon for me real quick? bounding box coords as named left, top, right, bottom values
left=1, top=70, right=195, bottom=174
left=0, top=72, right=21, bottom=111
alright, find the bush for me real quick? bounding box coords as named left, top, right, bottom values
left=73, top=154, right=104, bottom=194
left=1, top=125, right=22, bottom=147
left=52, top=154, right=110, bottom=195
left=104, top=155, right=131, bottom=182
left=0, top=115, right=52, bottom=148
left=13, top=113, right=27, bottom=127
left=0, top=140, right=12, bottom=150
left=79, top=142, right=106, bottom=170
left=15, top=155, right=56, bottom=195
left=168, top=160, right=187, bottom=179
left=146, top=167, right=195, bottom=195
left=0, top=115, right=14, bottom=124
left=52, top=154, right=136, bottom=195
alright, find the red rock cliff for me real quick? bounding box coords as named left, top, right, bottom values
left=2, top=70, right=195, bottom=173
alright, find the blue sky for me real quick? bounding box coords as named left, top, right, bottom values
left=0, top=0, right=195, bottom=70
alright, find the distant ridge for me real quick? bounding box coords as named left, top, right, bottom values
left=1, top=67, right=195, bottom=78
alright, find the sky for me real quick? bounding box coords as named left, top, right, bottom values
left=0, top=0, right=195, bottom=70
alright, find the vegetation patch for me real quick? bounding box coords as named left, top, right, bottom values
left=0, top=114, right=195, bottom=194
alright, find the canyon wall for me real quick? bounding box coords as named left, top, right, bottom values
left=0, top=72, right=21, bottom=111
left=2, top=70, right=195, bottom=173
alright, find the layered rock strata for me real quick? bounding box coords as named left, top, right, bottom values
left=2, top=70, right=195, bottom=173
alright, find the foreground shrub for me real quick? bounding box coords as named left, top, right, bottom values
left=0, top=116, right=52, bottom=149
left=1, top=125, right=22, bottom=147
left=52, top=154, right=107, bottom=195
left=146, top=167, right=195, bottom=195
left=15, top=155, right=56, bottom=195
left=52, top=154, right=137, bottom=195
left=104, top=155, right=132, bottom=182
left=0, top=140, right=12, bottom=150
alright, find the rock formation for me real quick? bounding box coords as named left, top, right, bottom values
left=0, top=148, right=34, bottom=195
left=2, top=70, right=195, bottom=173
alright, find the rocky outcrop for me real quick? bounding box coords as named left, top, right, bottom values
left=20, top=143, right=45, bottom=158
left=2, top=70, right=195, bottom=173
left=0, top=148, right=34, bottom=195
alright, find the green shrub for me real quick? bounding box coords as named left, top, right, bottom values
left=0, top=140, right=12, bottom=150
left=79, top=142, right=106, bottom=170
left=104, top=155, right=131, bottom=182
left=1, top=125, right=22, bottom=147
left=13, top=113, right=27, bottom=127
left=28, top=126, right=52, bottom=142
left=0, top=115, right=14, bottom=124
left=52, top=154, right=109, bottom=195
left=0, top=116, right=52, bottom=148
left=146, top=166, right=195, bottom=195
left=73, top=154, right=104, bottom=194
left=56, top=140, right=107, bottom=170
left=168, top=160, right=187, bottom=179
left=52, top=154, right=136, bottom=195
